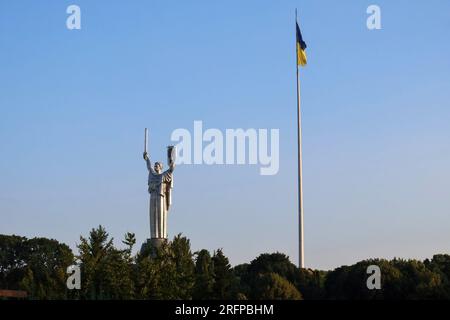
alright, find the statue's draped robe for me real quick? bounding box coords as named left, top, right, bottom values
left=146, top=158, right=174, bottom=239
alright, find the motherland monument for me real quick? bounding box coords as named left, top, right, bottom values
left=141, top=128, right=176, bottom=250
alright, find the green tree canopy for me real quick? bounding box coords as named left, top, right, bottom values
left=211, top=249, right=235, bottom=299
left=77, top=225, right=135, bottom=299
left=193, top=249, right=214, bottom=299
left=2, top=230, right=450, bottom=300
left=252, top=272, right=302, bottom=300
left=0, top=234, right=74, bottom=299
left=136, top=234, right=194, bottom=299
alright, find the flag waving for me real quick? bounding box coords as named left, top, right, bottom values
left=295, top=11, right=307, bottom=268
left=296, top=22, right=307, bottom=66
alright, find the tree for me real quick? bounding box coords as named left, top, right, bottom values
left=169, top=234, right=195, bottom=299
left=77, top=226, right=134, bottom=299
left=324, top=258, right=444, bottom=300
left=245, top=253, right=299, bottom=285
left=391, top=258, right=442, bottom=299
left=232, top=263, right=250, bottom=299
left=136, top=234, right=194, bottom=299
left=22, top=237, right=74, bottom=299
left=246, top=253, right=297, bottom=279
left=253, top=273, right=302, bottom=300
left=424, top=254, right=450, bottom=299
left=324, top=259, right=406, bottom=300
left=193, top=249, right=214, bottom=299
left=135, top=248, right=161, bottom=299
left=296, top=268, right=327, bottom=299
left=241, top=252, right=318, bottom=299
left=4, top=230, right=450, bottom=300
left=211, top=249, right=235, bottom=299
left=123, top=232, right=136, bottom=261
left=0, top=234, right=74, bottom=299
left=0, top=235, right=28, bottom=290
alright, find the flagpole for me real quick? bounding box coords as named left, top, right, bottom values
left=295, top=9, right=305, bottom=269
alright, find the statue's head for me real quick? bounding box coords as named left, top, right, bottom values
left=154, top=162, right=163, bottom=174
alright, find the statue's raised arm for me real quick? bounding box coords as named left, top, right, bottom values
left=143, top=152, right=156, bottom=175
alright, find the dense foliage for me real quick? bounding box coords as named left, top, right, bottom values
left=1, top=228, right=449, bottom=299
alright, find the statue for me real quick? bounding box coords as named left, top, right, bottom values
left=142, top=128, right=176, bottom=249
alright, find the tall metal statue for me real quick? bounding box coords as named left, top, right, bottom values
left=142, top=128, right=176, bottom=247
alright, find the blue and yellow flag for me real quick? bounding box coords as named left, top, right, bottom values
left=296, top=22, right=307, bottom=66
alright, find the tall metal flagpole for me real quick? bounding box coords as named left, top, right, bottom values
left=295, top=9, right=305, bottom=268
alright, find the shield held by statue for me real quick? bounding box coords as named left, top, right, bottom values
left=166, top=146, right=176, bottom=210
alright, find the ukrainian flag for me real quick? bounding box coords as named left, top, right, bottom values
left=296, top=22, right=307, bottom=66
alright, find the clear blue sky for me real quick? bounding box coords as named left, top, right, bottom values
left=1, top=0, right=450, bottom=270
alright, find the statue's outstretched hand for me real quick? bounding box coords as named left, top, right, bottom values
left=143, top=152, right=148, bottom=160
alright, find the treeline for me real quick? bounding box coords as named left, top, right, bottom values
left=1, top=226, right=449, bottom=300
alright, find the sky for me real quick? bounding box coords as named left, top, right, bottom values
left=1, top=0, right=450, bottom=270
